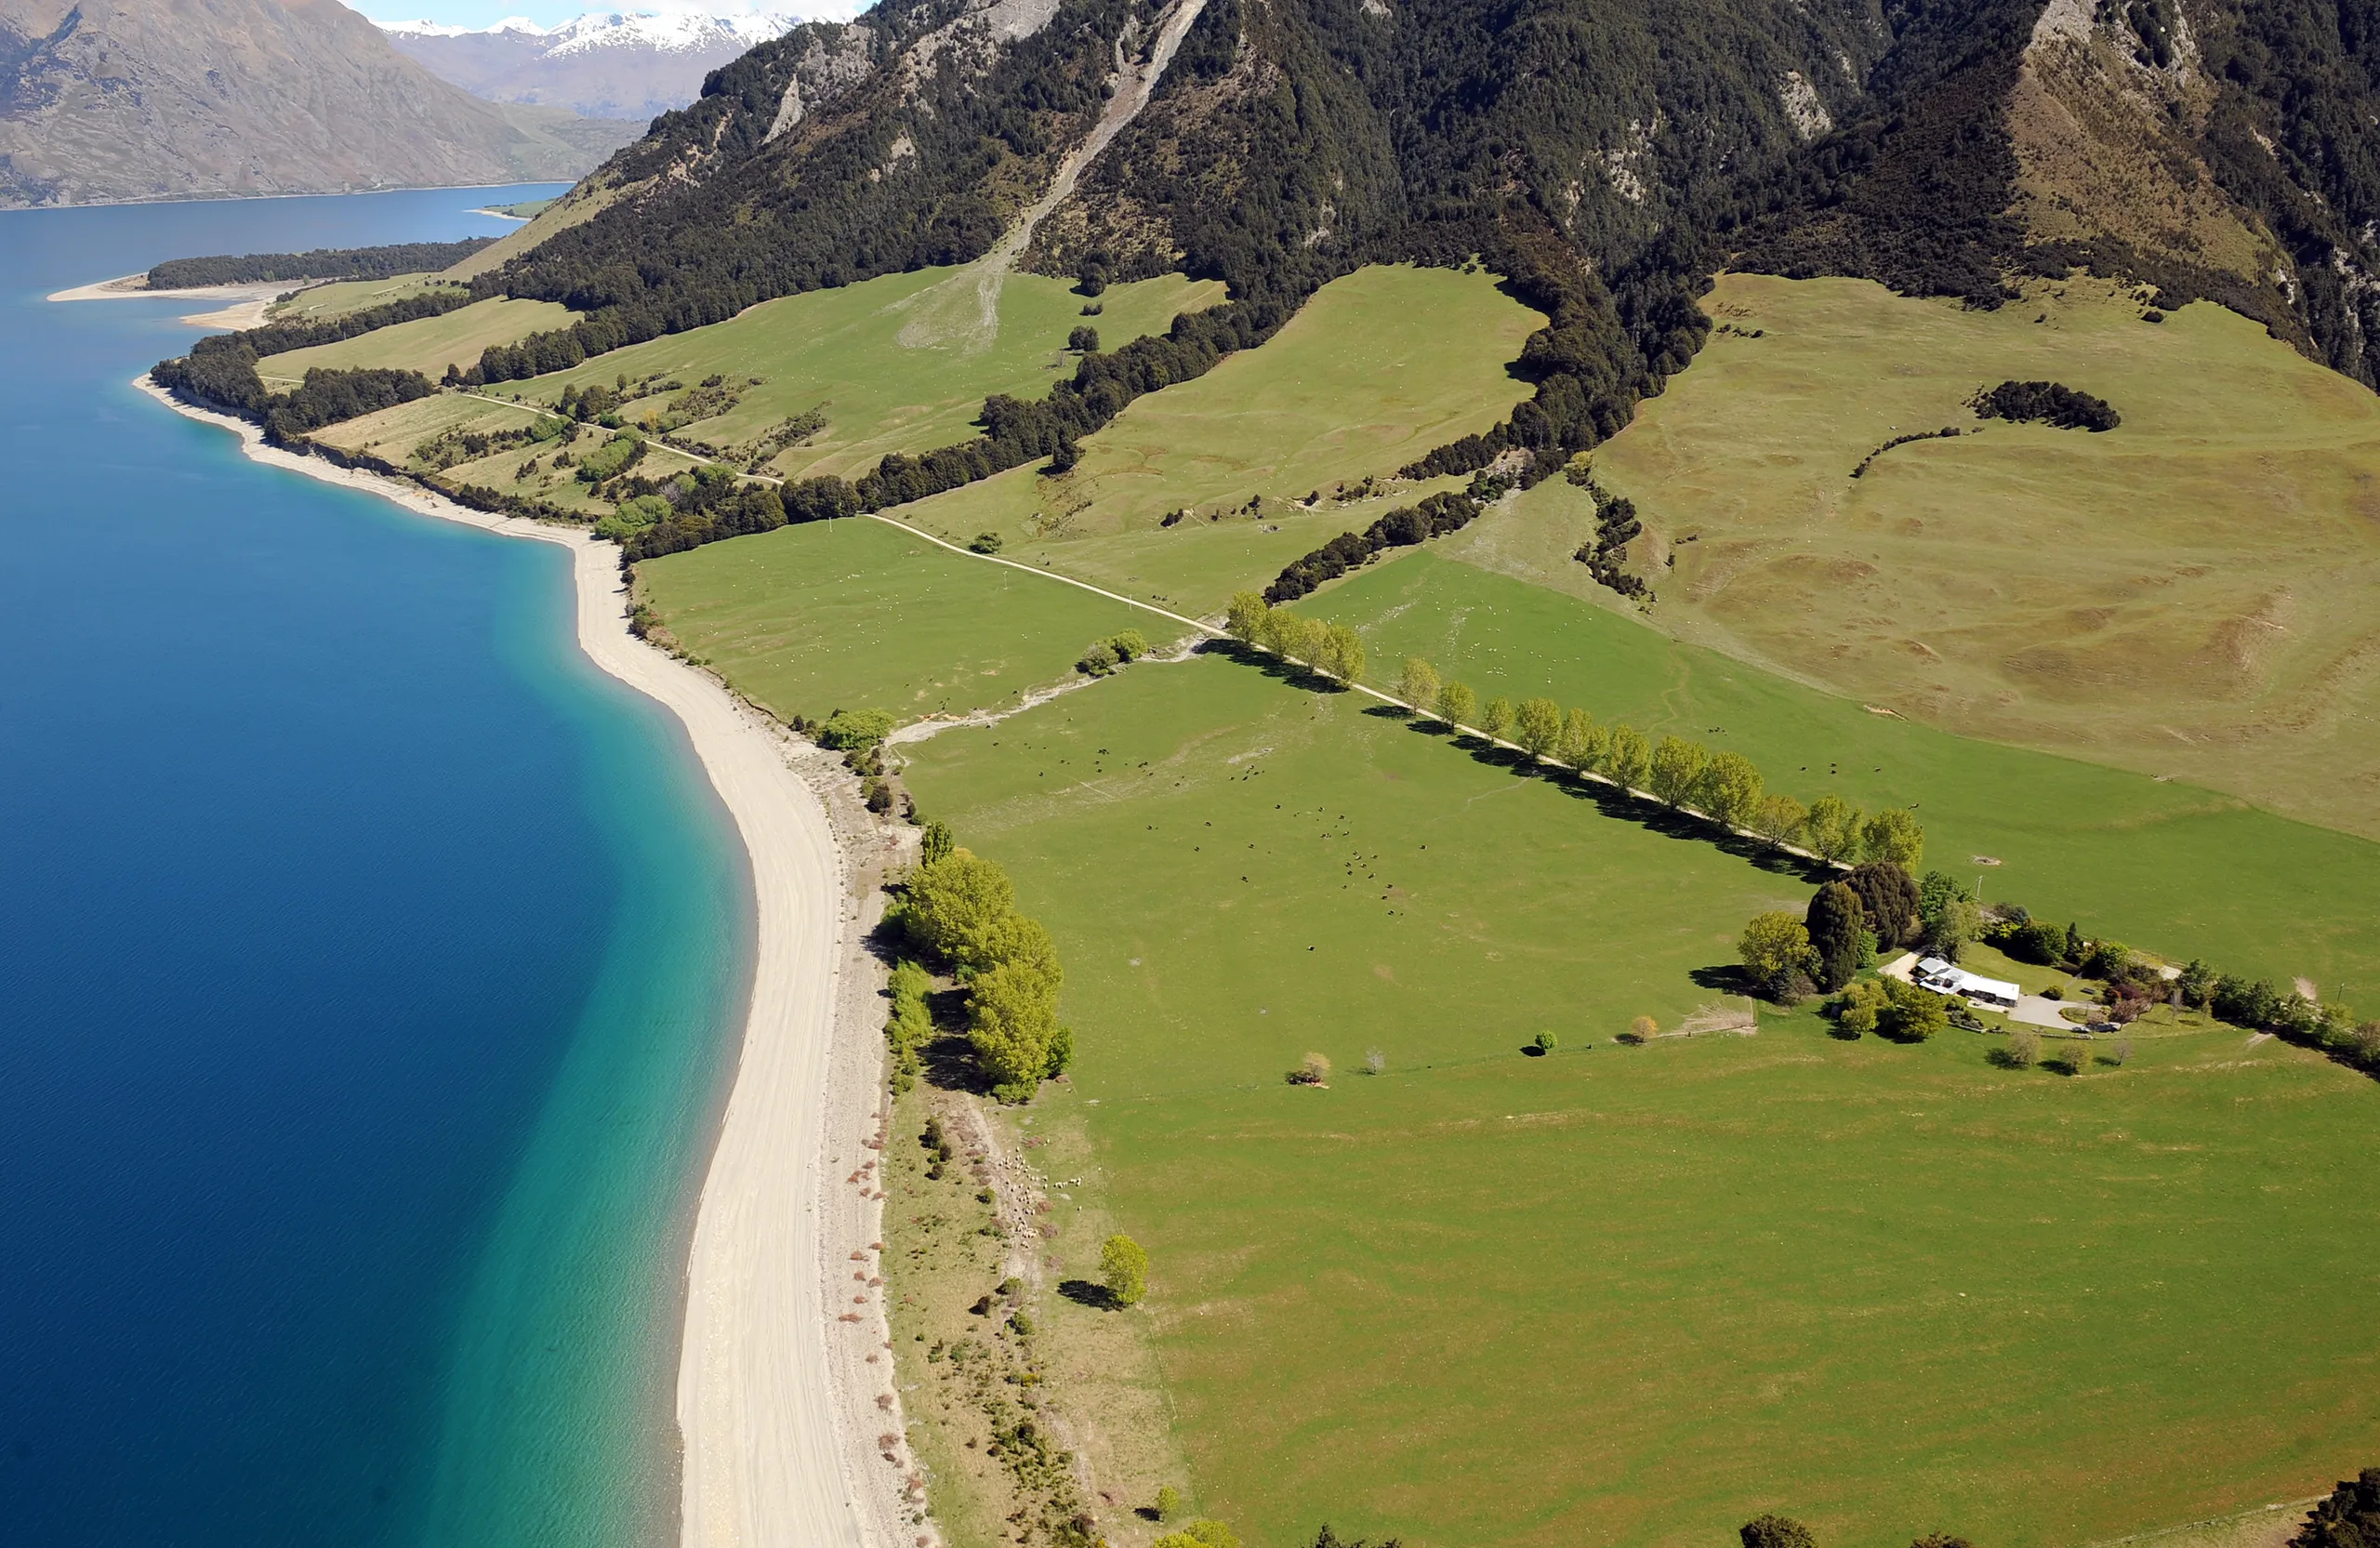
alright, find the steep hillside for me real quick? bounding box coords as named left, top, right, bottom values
left=381, top=12, right=800, bottom=121
left=1734, top=0, right=2380, bottom=389
left=0, top=0, right=639, bottom=208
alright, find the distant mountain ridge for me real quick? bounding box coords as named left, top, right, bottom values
left=378, top=10, right=810, bottom=120
left=0, top=0, right=641, bottom=208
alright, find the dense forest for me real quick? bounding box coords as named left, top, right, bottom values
left=147, top=240, right=493, bottom=289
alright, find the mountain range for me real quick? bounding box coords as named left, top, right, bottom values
left=455, top=0, right=2380, bottom=460
left=378, top=10, right=809, bottom=121
left=0, top=0, right=641, bottom=208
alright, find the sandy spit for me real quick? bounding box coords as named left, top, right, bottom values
left=54, top=275, right=285, bottom=326
left=136, top=378, right=911, bottom=1548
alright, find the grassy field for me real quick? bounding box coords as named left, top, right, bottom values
left=262, top=297, right=578, bottom=381
left=898, top=652, right=2380, bottom=1548
left=775, top=264, right=1541, bottom=617
left=1565, top=272, right=2380, bottom=840
left=1306, top=549, right=2380, bottom=1006
left=509, top=267, right=1223, bottom=481
left=266, top=272, right=458, bottom=323
left=634, top=516, right=1174, bottom=724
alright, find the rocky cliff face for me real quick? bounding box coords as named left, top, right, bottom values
left=0, top=0, right=640, bottom=207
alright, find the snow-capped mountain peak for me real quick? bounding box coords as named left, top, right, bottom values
left=374, top=8, right=817, bottom=119
left=540, top=12, right=800, bottom=59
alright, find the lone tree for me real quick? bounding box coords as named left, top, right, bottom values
left=1806, top=881, right=1867, bottom=991
left=1101, top=1233, right=1150, bottom=1307
left=1397, top=657, right=1439, bottom=714
left=1739, top=912, right=1818, bottom=1000
left=1067, top=324, right=1101, bottom=352
left=1514, top=697, right=1564, bottom=761
left=1647, top=735, right=1710, bottom=808
left=1846, top=860, right=1922, bottom=950
left=1741, top=1515, right=1818, bottom=1548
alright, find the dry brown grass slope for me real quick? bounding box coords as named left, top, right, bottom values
left=1488, top=271, right=2380, bottom=840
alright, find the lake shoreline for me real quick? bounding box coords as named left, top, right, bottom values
left=136, top=376, right=913, bottom=1548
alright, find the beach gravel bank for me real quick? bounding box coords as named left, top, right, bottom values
left=138, top=378, right=910, bottom=1548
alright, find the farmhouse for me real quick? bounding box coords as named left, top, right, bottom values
left=1913, top=957, right=2021, bottom=1011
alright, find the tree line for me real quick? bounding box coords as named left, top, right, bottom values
left=1262, top=484, right=1498, bottom=605
left=1219, top=615, right=1924, bottom=873
left=1568, top=466, right=1649, bottom=601
left=147, top=240, right=491, bottom=289
left=892, top=834, right=1072, bottom=1104
left=1224, top=595, right=1368, bottom=684
left=151, top=289, right=474, bottom=430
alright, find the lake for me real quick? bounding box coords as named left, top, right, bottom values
left=0, top=188, right=747, bottom=1547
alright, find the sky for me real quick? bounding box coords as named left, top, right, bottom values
left=359, top=0, right=858, bottom=32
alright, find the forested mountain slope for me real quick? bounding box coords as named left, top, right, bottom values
left=461, top=0, right=2380, bottom=411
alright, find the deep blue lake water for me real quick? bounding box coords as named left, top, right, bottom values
left=0, top=189, right=749, bottom=1546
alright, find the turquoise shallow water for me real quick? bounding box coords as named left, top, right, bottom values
left=0, top=190, right=749, bottom=1546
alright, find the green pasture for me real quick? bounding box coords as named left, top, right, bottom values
left=884, top=464, right=1475, bottom=620
left=1307, top=550, right=2380, bottom=1006
left=510, top=267, right=1223, bottom=479
left=1571, top=271, right=2380, bottom=840
left=634, top=515, right=1172, bottom=723
left=768, top=263, right=1540, bottom=617
left=267, top=271, right=456, bottom=323
left=899, top=654, right=2380, bottom=1548
left=262, top=296, right=578, bottom=381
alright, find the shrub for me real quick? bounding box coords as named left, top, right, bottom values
left=1067, top=324, right=1101, bottom=352
left=1625, top=1014, right=1658, bottom=1044
left=967, top=531, right=1003, bottom=553
left=816, top=708, right=895, bottom=751
left=1154, top=1485, right=1183, bottom=1521
left=1741, top=1514, right=1818, bottom=1548
left=1288, top=1052, right=1331, bottom=1085
left=1533, top=1030, right=1559, bottom=1054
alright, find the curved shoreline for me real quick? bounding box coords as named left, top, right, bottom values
left=135, top=378, right=908, bottom=1548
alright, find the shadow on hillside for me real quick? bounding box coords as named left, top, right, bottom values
left=1197, top=637, right=1351, bottom=695
left=1210, top=642, right=1834, bottom=885
left=1689, top=963, right=1760, bottom=997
